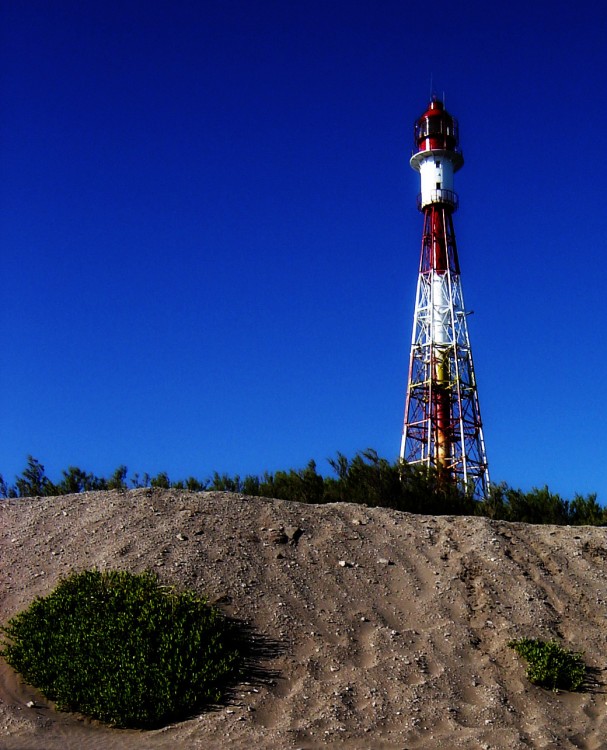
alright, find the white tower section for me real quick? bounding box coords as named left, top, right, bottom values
left=412, top=149, right=463, bottom=209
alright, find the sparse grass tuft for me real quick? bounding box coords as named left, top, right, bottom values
left=508, top=637, right=585, bottom=692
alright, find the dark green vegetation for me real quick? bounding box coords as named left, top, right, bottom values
left=0, top=570, right=241, bottom=728
left=508, top=638, right=586, bottom=692
left=0, top=451, right=603, bottom=526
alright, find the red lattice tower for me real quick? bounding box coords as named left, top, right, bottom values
left=400, top=97, right=490, bottom=498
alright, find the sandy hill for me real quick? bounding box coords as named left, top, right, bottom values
left=1, top=489, right=606, bottom=749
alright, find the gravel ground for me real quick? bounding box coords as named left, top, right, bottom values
left=1, top=488, right=607, bottom=749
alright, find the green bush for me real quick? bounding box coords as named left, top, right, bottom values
left=508, top=637, right=585, bottom=692
left=0, top=570, right=241, bottom=728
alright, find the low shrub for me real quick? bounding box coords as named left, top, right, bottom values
left=0, top=570, right=241, bottom=728
left=508, top=637, right=585, bottom=692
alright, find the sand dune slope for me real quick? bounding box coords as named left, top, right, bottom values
left=1, top=489, right=607, bottom=749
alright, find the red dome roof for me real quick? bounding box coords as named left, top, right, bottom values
left=414, top=97, right=460, bottom=153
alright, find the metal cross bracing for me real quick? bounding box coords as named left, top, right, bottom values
left=401, top=204, right=490, bottom=498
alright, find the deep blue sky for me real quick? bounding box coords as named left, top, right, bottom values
left=1, top=1, right=606, bottom=498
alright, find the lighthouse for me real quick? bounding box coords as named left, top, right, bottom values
left=400, top=96, right=490, bottom=498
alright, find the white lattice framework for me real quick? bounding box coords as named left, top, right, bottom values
left=401, top=206, right=490, bottom=498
